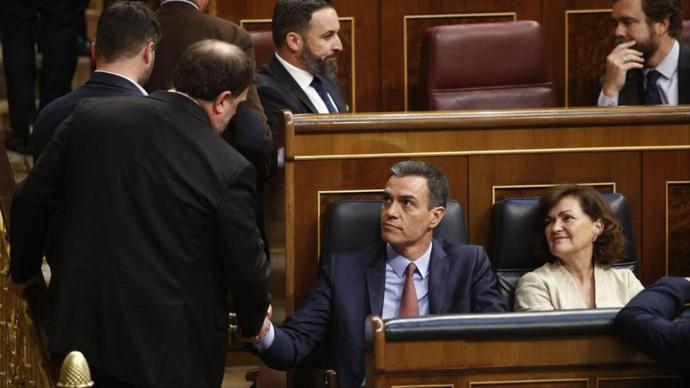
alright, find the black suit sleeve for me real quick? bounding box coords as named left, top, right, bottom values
left=615, top=277, right=690, bottom=373
left=9, top=110, right=73, bottom=283
left=470, top=247, right=508, bottom=313
left=216, top=163, right=271, bottom=336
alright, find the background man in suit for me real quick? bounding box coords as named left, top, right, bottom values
left=615, top=277, right=690, bottom=376
left=30, top=1, right=160, bottom=160
left=250, top=161, right=506, bottom=387
left=9, top=40, right=271, bottom=388
left=257, top=0, right=348, bottom=163
left=146, top=0, right=274, bottom=259
left=599, top=0, right=688, bottom=106
left=0, top=0, right=88, bottom=153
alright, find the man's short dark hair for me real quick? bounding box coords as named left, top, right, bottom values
left=614, top=0, right=683, bottom=37
left=389, top=161, right=448, bottom=209
left=272, top=0, right=334, bottom=47
left=172, top=40, right=254, bottom=101
left=95, top=1, right=160, bottom=62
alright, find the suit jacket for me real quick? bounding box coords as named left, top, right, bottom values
left=618, top=42, right=690, bottom=105
left=615, top=277, right=690, bottom=375
left=259, top=239, right=505, bottom=387
left=145, top=0, right=272, bottom=181
left=9, top=91, right=271, bottom=387
left=30, top=71, right=144, bottom=160
left=515, top=262, right=644, bottom=311
left=256, top=55, right=348, bottom=150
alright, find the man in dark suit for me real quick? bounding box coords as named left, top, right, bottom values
left=250, top=161, right=506, bottom=387
left=599, top=0, right=689, bottom=106
left=9, top=40, right=271, bottom=388
left=615, top=277, right=690, bottom=376
left=30, top=1, right=160, bottom=161
left=0, top=0, right=88, bottom=153
left=257, top=0, right=348, bottom=156
left=145, top=0, right=272, bottom=182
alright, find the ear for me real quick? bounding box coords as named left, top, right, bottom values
left=143, top=41, right=155, bottom=65
left=286, top=31, right=303, bottom=52
left=213, top=91, right=233, bottom=115
left=90, top=41, right=97, bottom=64
left=655, top=16, right=671, bottom=35
left=429, top=206, right=446, bottom=229
left=592, top=218, right=604, bottom=237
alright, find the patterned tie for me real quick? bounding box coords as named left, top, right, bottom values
left=309, top=76, right=338, bottom=113
left=399, top=263, right=419, bottom=317
left=644, top=70, right=663, bottom=105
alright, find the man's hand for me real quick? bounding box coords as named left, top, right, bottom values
left=242, top=304, right=272, bottom=343
left=602, top=40, right=644, bottom=98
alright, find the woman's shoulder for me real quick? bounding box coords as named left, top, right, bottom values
left=518, top=261, right=561, bottom=284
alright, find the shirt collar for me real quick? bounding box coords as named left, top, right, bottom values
left=93, top=70, right=148, bottom=96
left=161, top=0, right=199, bottom=10
left=645, top=39, right=679, bottom=80
left=275, top=52, right=315, bottom=90
left=386, top=242, right=432, bottom=279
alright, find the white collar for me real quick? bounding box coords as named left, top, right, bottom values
left=646, top=39, right=679, bottom=80
left=93, top=70, right=148, bottom=96
left=274, top=52, right=316, bottom=91
left=161, top=0, right=199, bottom=11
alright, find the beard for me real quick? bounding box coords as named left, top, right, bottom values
left=300, top=43, right=338, bottom=79
left=616, top=25, right=660, bottom=67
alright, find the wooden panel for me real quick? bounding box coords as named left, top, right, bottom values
left=596, top=376, right=684, bottom=387
left=470, top=380, right=587, bottom=388
left=468, top=152, right=641, bottom=253
left=287, top=157, right=468, bottom=312
left=667, top=182, right=690, bottom=277
left=642, top=151, right=690, bottom=283
left=404, top=13, right=516, bottom=111
left=565, top=9, right=613, bottom=107
left=240, top=18, right=357, bottom=112
left=493, top=183, right=613, bottom=203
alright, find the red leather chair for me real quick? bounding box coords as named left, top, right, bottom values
left=417, top=20, right=557, bottom=111
left=249, top=30, right=276, bottom=68
left=681, top=20, right=690, bottom=45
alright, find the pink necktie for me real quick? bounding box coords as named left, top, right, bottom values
left=399, top=263, right=419, bottom=317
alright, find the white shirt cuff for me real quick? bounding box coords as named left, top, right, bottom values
left=253, top=321, right=275, bottom=353
left=597, top=90, right=619, bottom=107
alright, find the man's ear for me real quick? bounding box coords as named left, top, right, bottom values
left=429, top=206, right=446, bottom=229
left=286, top=31, right=302, bottom=52
left=655, top=16, right=671, bottom=36
left=143, top=41, right=155, bottom=65
left=213, top=91, right=233, bottom=114
left=90, top=41, right=97, bottom=64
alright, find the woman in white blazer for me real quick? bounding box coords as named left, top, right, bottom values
left=515, top=185, right=643, bottom=311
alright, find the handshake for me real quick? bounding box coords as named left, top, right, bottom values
left=239, top=304, right=273, bottom=344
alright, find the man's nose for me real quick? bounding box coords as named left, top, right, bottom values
left=614, top=23, right=626, bottom=39
left=332, top=34, right=343, bottom=51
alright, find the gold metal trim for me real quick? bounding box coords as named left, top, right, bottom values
left=316, top=189, right=384, bottom=261
left=665, top=181, right=690, bottom=276
left=290, top=145, right=690, bottom=161
left=596, top=375, right=681, bottom=386
left=239, top=17, right=357, bottom=113
left=564, top=9, right=611, bottom=107
left=402, top=12, right=517, bottom=111
left=491, top=182, right=616, bottom=204
left=392, top=385, right=454, bottom=388
left=470, top=378, right=589, bottom=387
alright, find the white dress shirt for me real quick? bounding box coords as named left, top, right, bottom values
left=274, top=53, right=339, bottom=113
left=598, top=39, right=680, bottom=106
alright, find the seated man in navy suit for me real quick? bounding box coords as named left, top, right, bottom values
left=615, top=276, right=690, bottom=375
left=30, top=1, right=160, bottom=160
left=250, top=160, right=506, bottom=387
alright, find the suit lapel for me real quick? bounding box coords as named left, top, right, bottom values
left=269, top=56, right=319, bottom=113
left=678, top=43, right=690, bottom=104
left=621, top=69, right=645, bottom=105
left=428, top=240, right=449, bottom=314
left=365, top=245, right=387, bottom=316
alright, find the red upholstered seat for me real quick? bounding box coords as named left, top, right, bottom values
left=417, top=20, right=557, bottom=110
left=249, top=30, right=275, bottom=68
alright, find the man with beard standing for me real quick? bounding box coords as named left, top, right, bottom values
left=598, top=0, right=689, bottom=106
left=257, top=0, right=348, bottom=156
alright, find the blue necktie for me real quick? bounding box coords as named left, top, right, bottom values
left=645, top=70, right=662, bottom=105
left=310, top=76, right=337, bottom=113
